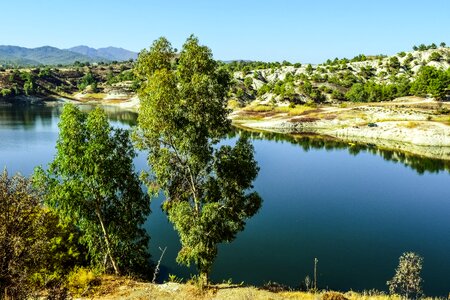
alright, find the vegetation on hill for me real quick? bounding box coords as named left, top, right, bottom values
left=226, top=44, right=450, bottom=109
left=0, top=60, right=139, bottom=100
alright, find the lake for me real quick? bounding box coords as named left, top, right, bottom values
left=1, top=103, right=449, bottom=296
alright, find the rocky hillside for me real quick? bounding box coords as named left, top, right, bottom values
left=228, top=45, right=450, bottom=108
left=0, top=61, right=138, bottom=102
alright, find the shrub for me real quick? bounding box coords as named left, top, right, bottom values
left=387, top=252, right=423, bottom=299
left=66, top=267, right=100, bottom=296
left=0, top=88, right=12, bottom=97
left=428, top=51, right=442, bottom=62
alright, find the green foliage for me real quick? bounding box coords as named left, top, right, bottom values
left=428, top=51, right=442, bottom=62
left=306, top=64, right=313, bottom=75
left=387, top=56, right=400, bottom=73
left=30, top=209, right=87, bottom=289
left=19, top=71, right=36, bottom=95
left=351, top=54, right=367, bottom=62
left=403, top=53, right=414, bottom=69
left=0, top=170, right=44, bottom=299
left=223, top=60, right=283, bottom=72
left=135, top=35, right=262, bottom=282
left=106, top=69, right=137, bottom=85
left=38, top=67, right=52, bottom=78
left=414, top=42, right=442, bottom=52
left=345, top=77, right=411, bottom=102
left=411, top=66, right=450, bottom=99
left=77, top=71, right=97, bottom=91
left=34, top=104, right=151, bottom=277
left=0, top=88, right=12, bottom=97
left=243, top=76, right=253, bottom=88
left=331, top=89, right=345, bottom=100
left=387, top=252, right=423, bottom=299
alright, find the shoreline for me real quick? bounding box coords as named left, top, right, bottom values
left=231, top=98, right=450, bottom=161
left=4, top=96, right=450, bottom=161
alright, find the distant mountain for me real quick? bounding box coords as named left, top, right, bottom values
left=67, top=46, right=138, bottom=61
left=0, top=45, right=102, bottom=66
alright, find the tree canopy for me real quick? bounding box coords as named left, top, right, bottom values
left=34, top=104, right=151, bottom=277
left=135, top=35, right=262, bottom=281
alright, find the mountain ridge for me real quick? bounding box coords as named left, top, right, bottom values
left=67, top=45, right=138, bottom=61
left=0, top=45, right=138, bottom=66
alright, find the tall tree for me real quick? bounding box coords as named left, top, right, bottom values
left=135, top=36, right=262, bottom=282
left=34, top=105, right=151, bottom=276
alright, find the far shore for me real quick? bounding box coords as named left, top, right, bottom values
left=231, top=97, right=450, bottom=160
left=4, top=95, right=450, bottom=161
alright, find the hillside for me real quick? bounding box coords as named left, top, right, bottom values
left=0, top=45, right=138, bottom=67
left=227, top=46, right=450, bottom=157
left=227, top=46, right=450, bottom=107
left=68, top=45, right=138, bottom=61
left=0, top=61, right=137, bottom=103
left=0, top=45, right=104, bottom=66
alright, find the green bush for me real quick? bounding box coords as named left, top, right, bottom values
left=0, top=88, right=12, bottom=97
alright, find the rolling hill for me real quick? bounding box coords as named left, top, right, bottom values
left=0, top=45, right=138, bottom=66
left=68, top=46, right=138, bottom=61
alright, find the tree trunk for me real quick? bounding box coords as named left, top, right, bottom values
left=95, top=207, right=120, bottom=275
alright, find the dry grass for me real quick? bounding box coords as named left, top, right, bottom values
left=336, top=109, right=368, bottom=121
left=274, top=105, right=316, bottom=116
left=76, top=276, right=449, bottom=300
left=79, top=93, right=107, bottom=100
left=227, top=99, right=242, bottom=110
left=400, top=121, right=420, bottom=129
left=244, top=104, right=274, bottom=112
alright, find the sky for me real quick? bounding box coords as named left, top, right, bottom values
left=0, top=0, right=449, bottom=64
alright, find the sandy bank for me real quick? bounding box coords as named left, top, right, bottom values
left=232, top=100, right=450, bottom=160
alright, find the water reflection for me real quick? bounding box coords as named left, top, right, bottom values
left=0, top=102, right=138, bottom=128
left=231, top=127, right=450, bottom=175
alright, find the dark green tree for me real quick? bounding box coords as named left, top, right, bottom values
left=345, top=83, right=367, bottom=102
left=388, top=56, right=401, bottom=73
left=135, top=36, right=262, bottom=282
left=411, top=66, right=450, bottom=99
left=34, top=105, right=151, bottom=276
left=77, top=71, right=97, bottom=91
left=306, top=64, right=313, bottom=75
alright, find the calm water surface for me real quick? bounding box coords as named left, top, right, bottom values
left=1, top=103, right=449, bottom=296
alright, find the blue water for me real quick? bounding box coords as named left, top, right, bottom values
left=1, top=103, right=449, bottom=296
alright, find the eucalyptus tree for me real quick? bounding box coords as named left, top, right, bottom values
left=34, top=104, right=151, bottom=276
left=135, top=35, right=262, bottom=282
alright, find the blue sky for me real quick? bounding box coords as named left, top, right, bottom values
left=0, top=0, right=449, bottom=63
